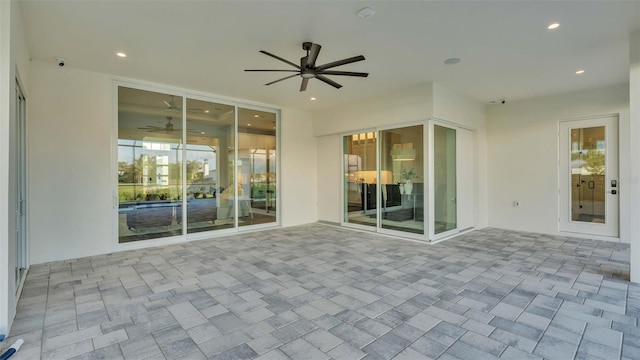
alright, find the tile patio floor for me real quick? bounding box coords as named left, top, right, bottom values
left=3, top=224, right=640, bottom=359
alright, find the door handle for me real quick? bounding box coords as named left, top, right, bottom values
left=606, top=190, right=617, bottom=195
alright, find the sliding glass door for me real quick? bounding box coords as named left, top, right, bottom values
left=343, top=125, right=425, bottom=237
left=380, top=125, right=424, bottom=234
left=116, top=85, right=279, bottom=244
left=238, top=107, right=277, bottom=228
left=430, top=123, right=458, bottom=239
left=117, top=87, right=183, bottom=243
left=343, top=131, right=377, bottom=228
left=14, top=79, right=27, bottom=290
left=185, top=99, right=235, bottom=233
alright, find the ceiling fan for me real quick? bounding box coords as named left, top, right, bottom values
left=161, top=95, right=203, bottom=114
left=245, top=42, right=368, bottom=91
left=138, top=116, right=199, bottom=134
left=162, top=95, right=181, bottom=113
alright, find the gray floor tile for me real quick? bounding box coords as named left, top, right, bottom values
left=247, top=333, right=283, bottom=355
left=327, top=342, right=366, bottom=360
left=329, top=322, right=376, bottom=349
left=533, top=335, right=578, bottom=360
left=578, top=338, right=621, bottom=359
left=446, top=340, right=501, bottom=360
left=119, top=336, right=164, bottom=360
left=409, top=336, right=448, bottom=358
left=459, top=331, right=507, bottom=356
left=279, top=338, right=328, bottom=360
left=7, top=225, right=639, bottom=360
left=210, top=344, right=259, bottom=360
left=304, top=328, right=344, bottom=352
left=362, top=332, right=410, bottom=359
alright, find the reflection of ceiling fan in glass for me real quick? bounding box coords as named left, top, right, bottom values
left=162, top=95, right=203, bottom=114
left=138, top=116, right=199, bottom=134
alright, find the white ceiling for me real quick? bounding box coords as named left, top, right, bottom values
left=19, top=1, right=640, bottom=111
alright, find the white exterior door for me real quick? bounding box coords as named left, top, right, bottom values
left=559, top=115, right=618, bottom=237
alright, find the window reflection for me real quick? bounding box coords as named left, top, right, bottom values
left=117, top=87, right=279, bottom=242
left=343, top=126, right=424, bottom=235
left=571, top=126, right=606, bottom=223
left=117, top=87, right=183, bottom=242
left=237, top=108, right=277, bottom=227
left=185, top=99, right=235, bottom=233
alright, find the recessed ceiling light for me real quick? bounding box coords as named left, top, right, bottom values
left=247, top=123, right=252, bottom=126
left=547, top=23, right=560, bottom=30
left=116, top=52, right=127, bottom=58
left=444, top=58, right=461, bottom=65
left=576, top=70, right=585, bottom=74
left=358, top=7, right=375, bottom=18
left=200, top=132, right=205, bottom=134
left=253, top=114, right=260, bottom=118
left=204, top=110, right=210, bottom=113
left=310, top=97, right=317, bottom=101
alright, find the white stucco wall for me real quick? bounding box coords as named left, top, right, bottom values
left=313, top=84, right=434, bottom=137
left=486, top=84, right=630, bottom=240
left=316, top=135, right=342, bottom=224
left=29, top=60, right=113, bottom=264
left=280, top=108, right=318, bottom=227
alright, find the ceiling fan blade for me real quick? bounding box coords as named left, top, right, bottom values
left=265, top=74, right=299, bottom=86
left=307, top=43, right=321, bottom=68
left=244, top=69, right=299, bottom=72
left=316, top=55, right=365, bottom=71
left=259, top=50, right=300, bottom=69
left=318, top=70, right=369, bottom=77
left=300, top=78, right=309, bottom=92
left=315, top=75, right=343, bottom=89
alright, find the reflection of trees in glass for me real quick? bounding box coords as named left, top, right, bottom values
left=586, top=150, right=605, bottom=175
left=187, top=160, right=203, bottom=181
left=118, top=156, right=146, bottom=184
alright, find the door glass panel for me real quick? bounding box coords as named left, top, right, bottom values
left=185, top=99, right=235, bottom=233
left=380, top=125, right=424, bottom=234
left=237, top=107, right=277, bottom=227
left=344, top=132, right=377, bottom=227
left=571, top=126, right=605, bottom=223
left=434, top=125, right=456, bottom=234
left=15, top=80, right=27, bottom=289
left=118, top=87, right=183, bottom=242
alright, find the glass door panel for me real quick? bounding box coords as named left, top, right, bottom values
left=433, top=125, right=457, bottom=235
left=571, top=126, right=606, bottom=223
left=117, top=87, right=183, bottom=242
left=185, top=99, right=235, bottom=233
left=559, top=117, right=617, bottom=237
left=15, top=80, right=27, bottom=290
left=343, top=132, right=377, bottom=228
left=380, top=125, right=424, bottom=234
left=237, top=107, right=277, bottom=228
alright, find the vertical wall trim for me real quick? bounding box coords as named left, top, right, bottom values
left=629, top=31, right=640, bottom=283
